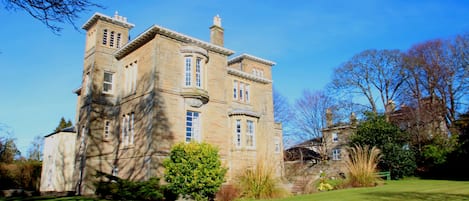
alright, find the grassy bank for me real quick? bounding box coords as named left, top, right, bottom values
left=261, top=179, right=469, bottom=201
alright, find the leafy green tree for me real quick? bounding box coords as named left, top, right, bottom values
left=164, top=142, right=227, bottom=201
left=54, top=117, right=72, bottom=132
left=350, top=113, right=416, bottom=179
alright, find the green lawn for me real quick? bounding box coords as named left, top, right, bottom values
left=263, top=179, right=469, bottom=201
left=2, top=180, right=469, bottom=201
left=0, top=196, right=101, bottom=201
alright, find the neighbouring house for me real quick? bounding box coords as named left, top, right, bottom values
left=285, top=109, right=357, bottom=174
left=40, top=127, right=76, bottom=194
left=389, top=97, right=449, bottom=145
left=40, top=12, right=284, bottom=195
left=320, top=110, right=357, bottom=174
left=283, top=110, right=356, bottom=194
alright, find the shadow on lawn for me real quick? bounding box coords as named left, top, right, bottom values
left=364, top=192, right=469, bottom=201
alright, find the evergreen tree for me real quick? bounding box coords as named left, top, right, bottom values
left=350, top=113, right=416, bottom=179
left=54, top=117, right=73, bottom=132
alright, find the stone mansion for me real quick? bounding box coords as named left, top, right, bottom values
left=40, top=12, right=284, bottom=194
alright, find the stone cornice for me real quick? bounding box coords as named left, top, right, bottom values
left=228, top=109, right=261, bottom=118
left=114, top=25, right=235, bottom=59
left=228, top=53, right=276, bottom=66
left=82, top=12, right=135, bottom=30
left=227, top=68, right=272, bottom=84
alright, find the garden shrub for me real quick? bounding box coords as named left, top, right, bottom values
left=0, top=160, right=42, bottom=191
left=95, top=173, right=166, bottom=201
left=163, top=142, right=226, bottom=201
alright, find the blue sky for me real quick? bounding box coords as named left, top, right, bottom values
left=0, top=0, right=468, bottom=154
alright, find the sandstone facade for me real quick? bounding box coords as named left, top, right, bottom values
left=71, top=12, right=283, bottom=195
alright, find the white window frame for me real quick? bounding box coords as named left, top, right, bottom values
left=84, top=72, right=91, bottom=96
left=235, top=119, right=241, bottom=147
left=130, top=113, right=135, bottom=144
left=124, top=61, right=138, bottom=95
left=239, top=82, right=244, bottom=101
left=332, top=149, right=341, bottom=160
left=103, top=71, right=114, bottom=94
left=131, top=62, right=137, bottom=93
left=122, top=115, right=129, bottom=146
left=121, top=113, right=134, bottom=146
left=332, top=132, right=338, bottom=143
left=233, top=80, right=238, bottom=100
left=245, top=84, right=250, bottom=103
left=112, top=166, right=119, bottom=176
left=185, top=111, right=201, bottom=142
left=185, top=57, right=192, bottom=86
left=195, top=57, right=202, bottom=88
left=103, top=120, right=111, bottom=139
left=274, top=137, right=280, bottom=153
left=246, top=120, right=255, bottom=148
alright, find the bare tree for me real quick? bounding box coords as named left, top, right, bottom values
left=291, top=90, right=335, bottom=141
left=402, top=38, right=468, bottom=126
left=2, top=0, right=102, bottom=33
left=273, top=87, right=295, bottom=147
left=330, top=49, right=406, bottom=116
left=27, top=135, right=43, bottom=161
left=273, top=87, right=292, bottom=124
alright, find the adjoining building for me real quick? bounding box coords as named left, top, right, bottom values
left=40, top=127, right=76, bottom=194
left=39, top=12, right=284, bottom=195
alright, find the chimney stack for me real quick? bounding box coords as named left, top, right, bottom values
left=210, top=15, right=224, bottom=46
left=350, top=112, right=357, bottom=126
left=326, top=108, right=333, bottom=127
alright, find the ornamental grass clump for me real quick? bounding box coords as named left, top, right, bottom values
left=346, top=145, right=382, bottom=187
left=236, top=160, right=289, bottom=199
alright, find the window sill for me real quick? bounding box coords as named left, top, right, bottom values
left=122, top=92, right=137, bottom=99
left=232, top=147, right=257, bottom=151
left=120, top=145, right=134, bottom=149
left=102, top=92, right=114, bottom=96
left=181, top=87, right=209, bottom=107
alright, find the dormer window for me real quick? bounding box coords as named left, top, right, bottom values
left=332, top=132, right=338, bottom=143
